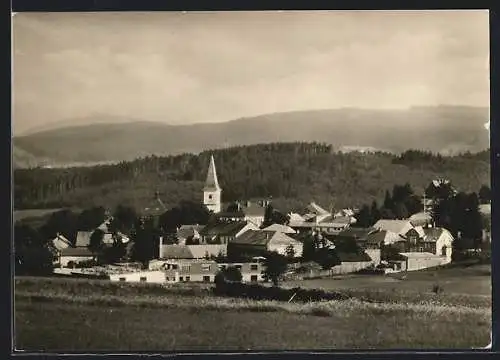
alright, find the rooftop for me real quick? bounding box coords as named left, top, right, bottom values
left=203, top=155, right=221, bottom=192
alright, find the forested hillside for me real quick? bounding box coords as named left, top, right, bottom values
left=14, top=143, right=490, bottom=213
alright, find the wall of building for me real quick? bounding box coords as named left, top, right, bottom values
left=109, top=271, right=166, bottom=284
left=365, top=249, right=381, bottom=265
left=330, top=261, right=373, bottom=275
left=59, top=255, right=94, bottom=267
left=405, top=256, right=448, bottom=271
left=268, top=243, right=303, bottom=258
left=218, top=262, right=265, bottom=282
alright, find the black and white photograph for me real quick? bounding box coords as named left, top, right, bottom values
left=12, top=10, right=491, bottom=351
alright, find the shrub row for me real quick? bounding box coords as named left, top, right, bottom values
left=213, top=281, right=350, bottom=303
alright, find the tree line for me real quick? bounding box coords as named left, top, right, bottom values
left=14, top=143, right=490, bottom=214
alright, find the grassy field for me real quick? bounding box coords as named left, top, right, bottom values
left=13, top=208, right=65, bottom=222
left=14, top=265, right=491, bottom=351
left=283, top=264, right=492, bottom=296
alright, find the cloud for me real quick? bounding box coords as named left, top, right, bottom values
left=12, top=11, right=490, bottom=134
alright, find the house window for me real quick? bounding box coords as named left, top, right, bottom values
left=182, top=265, right=191, bottom=272
left=186, top=276, right=191, bottom=282
left=166, top=277, right=169, bottom=281
left=250, top=275, right=258, bottom=282
left=203, top=276, right=211, bottom=282
left=140, top=277, right=147, bottom=282
left=250, top=264, right=258, bottom=271
left=119, top=277, right=126, bottom=282
left=172, top=264, right=178, bottom=270
left=208, top=194, right=213, bottom=200
left=441, top=246, right=447, bottom=256
left=179, top=276, right=184, bottom=282
left=201, top=264, right=211, bottom=271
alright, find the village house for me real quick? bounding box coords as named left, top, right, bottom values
left=58, top=247, right=94, bottom=268
left=96, top=217, right=131, bottom=245
left=176, top=224, right=205, bottom=245
left=199, top=220, right=258, bottom=245
left=155, top=259, right=219, bottom=283
left=75, top=231, right=92, bottom=248
left=109, top=270, right=168, bottom=283
left=371, top=218, right=454, bottom=271
left=216, top=201, right=268, bottom=227
left=261, top=223, right=297, bottom=234
left=217, top=262, right=265, bottom=282
left=228, top=229, right=303, bottom=259
left=288, top=202, right=356, bottom=235
left=51, top=233, right=72, bottom=251
left=334, top=227, right=382, bottom=265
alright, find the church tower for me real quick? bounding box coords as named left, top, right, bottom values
left=203, top=155, right=222, bottom=213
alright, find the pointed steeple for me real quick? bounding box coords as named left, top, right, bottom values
left=204, top=155, right=221, bottom=191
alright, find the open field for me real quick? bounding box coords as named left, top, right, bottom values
left=14, top=208, right=65, bottom=222
left=14, top=265, right=492, bottom=351
left=283, top=264, right=492, bottom=297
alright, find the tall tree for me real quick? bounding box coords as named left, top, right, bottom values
left=262, top=251, right=288, bottom=286
left=354, top=204, right=372, bottom=227
left=479, top=185, right=491, bottom=204
left=88, top=229, right=105, bottom=257
left=371, top=200, right=381, bottom=223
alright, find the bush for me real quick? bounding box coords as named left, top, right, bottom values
left=432, top=284, right=444, bottom=294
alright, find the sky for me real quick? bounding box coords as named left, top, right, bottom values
left=12, top=10, right=490, bottom=135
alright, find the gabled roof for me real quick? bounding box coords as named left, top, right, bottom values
left=177, top=225, right=205, bottom=240
left=262, top=224, right=297, bottom=234
left=400, top=252, right=442, bottom=259
left=337, top=227, right=377, bottom=240
left=373, top=220, right=414, bottom=235
left=200, top=221, right=253, bottom=237
left=366, top=229, right=401, bottom=245
left=60, top=247, right=94, bottom=257
left=160, top=245, right=194, bottom=259
left=408, top=212, right=432, bottom=226
left=242, top=203, right=266, bottom=217
left=422, top=227, right=453, bottom=242
left=305, top=202, right=330, bottom=216
left=75, top=231, right=92, bottom=247
left=319, top=215, right=352, bottom=225
left=232, top=230, right=274, bottom=246
left=142, top=198, right=167, bottom=217
left=203, top=155, right=221, bottom=192
left=52, top=234, right=72, bottom=251
left=187, top=244, right=226, bottom=259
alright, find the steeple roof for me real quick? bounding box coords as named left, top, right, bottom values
left=204, top=155, right=221, bottom=191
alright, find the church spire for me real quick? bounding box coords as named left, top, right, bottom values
left=203, top=155, right=221, bottom=191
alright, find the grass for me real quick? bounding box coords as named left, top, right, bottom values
left=15, top=298, right=490, bottom=351
left=14, top=264, right=492, bottom=351
left=14, top=208, right=65, bottom=222
left=283, top=264, right=491, bottom=297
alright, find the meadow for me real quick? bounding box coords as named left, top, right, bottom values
left=14, top=265, right=491, bottom=352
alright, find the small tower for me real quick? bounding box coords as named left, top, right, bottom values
left=203, top=155, right=222, bottom=213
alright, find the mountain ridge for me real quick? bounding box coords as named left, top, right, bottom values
left=13, top=106, right=490, bottom=168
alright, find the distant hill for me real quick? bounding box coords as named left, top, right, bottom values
left=13, top=143, right=490, bottom=214
left=13, top=106, right=490, bottom=168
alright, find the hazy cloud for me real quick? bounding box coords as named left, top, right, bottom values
left=12, top=10, right=489, bottom=134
